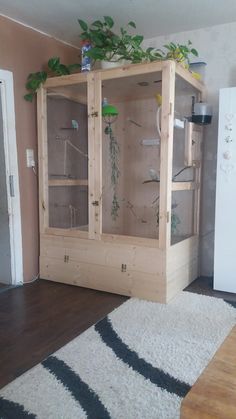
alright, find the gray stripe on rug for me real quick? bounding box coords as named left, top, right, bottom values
left=95, top=316, right=191, bottom=398
left=224, top=299, right=236, bottom=309
left=0, top=396, right=36, bottom=418
left=42, top=355, right=110, bottom=419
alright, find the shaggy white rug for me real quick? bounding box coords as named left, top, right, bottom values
left=0, top=292, right=236, bottom=419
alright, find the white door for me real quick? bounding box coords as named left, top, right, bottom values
left=0, top=86, right=11, bottom=284
left=214, top=87, right=236, bottom=293
left=0, top=70, right=23, bottom=286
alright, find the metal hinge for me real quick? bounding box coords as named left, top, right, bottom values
left=192, top=160, right=201, bottom=168
left=64, top=255, right=69, bottom=263
left=92, top=200, right=99, bottom=206
left=166, top=211, right=170, bottom=223
left=89, top=111, right=98, bottom=118
left=121, top=264, right=127, bottom=272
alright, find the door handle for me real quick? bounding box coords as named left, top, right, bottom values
left=9, top=175, right=15, bottom=197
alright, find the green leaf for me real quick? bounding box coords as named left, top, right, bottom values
left=132, top=35, right=143, bottom=46
left=104, top=16, right=114, bottom=28
left=146, top=47, right=154, bottom=54
left=90, top=33, right=104, bottom=47
left=24, top=93, right=34, bottom=102
left=26, top=78, right=41, bottom=91
left=48, top=57, right=60, bottom=70
left=153, top=51, right=164, bottom=58
left=163, top=44, right=173, bottom=51
left=128, top=21, right=136, bottom=28
left=68, top=63, right=81, bottom=73
left=86, top=47, right=105, bottom=60
left=39, top=71, right=47, bottom=82
left=78, top=19, right=88, bottom=31
left=91, top=20, right=103, bottom=28
left=80, top=33, right=91, bottom=41
left=58, top=64, right=70, bottom=75
left=191, top=48, right=198, bottom=56
left=111, top=34, right=120, bottom=45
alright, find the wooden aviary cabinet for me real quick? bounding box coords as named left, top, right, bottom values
left=37, top=60, right=205, bottom=303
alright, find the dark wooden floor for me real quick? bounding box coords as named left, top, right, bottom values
left=186, top=276, right=236, bottom=302
left=0, top=276, right=235, bottom=390
left=0, top=280, right=126, bottom=389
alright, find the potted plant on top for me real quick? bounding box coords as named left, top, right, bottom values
left=78, top=16, right=154, bottom=68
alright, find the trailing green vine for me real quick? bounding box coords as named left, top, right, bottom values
left=104, top=124, right=120, bottom=220
left=24, top=57, right=80, bottom=102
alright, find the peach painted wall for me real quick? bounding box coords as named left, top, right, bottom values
left=0, top=15, right=79, bottom=282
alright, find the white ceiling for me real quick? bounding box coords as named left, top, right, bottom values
left=1, top=0, right=236, bottom=47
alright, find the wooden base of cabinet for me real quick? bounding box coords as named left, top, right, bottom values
left=40, top=234, right=199, bottom=303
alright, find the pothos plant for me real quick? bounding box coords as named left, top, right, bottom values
left=24, top=57, right=80, bottom=101
left=160, top=40, right=198, bottom=67
left=78, top=16, right=199, bottom=67
left=78, top=16, right=163, bottom=64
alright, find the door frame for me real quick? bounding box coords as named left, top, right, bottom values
left=0, top=69, right=23, bottom=285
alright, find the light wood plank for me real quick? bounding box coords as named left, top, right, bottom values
left=48, top=179, right=88, bottom=187
left=44, top=72, right=87, bottom=88
left=181, top=326, right=236, bottom=419
left=172, top=182, right=196, bottom=191
left=93, top=72, right=103, bottom=238
left=102, top=233, right=159, bottom=248
left=40, top=256, right=165, bottom=302
left=159, top=61, right=176, bottom=249
left=44, top=227, right=88, bottom=239
left=99, top=60, right=164, bottom=81
left=37, top=86, right=49, bottom=233
left=40, top=234, right=163, bottom=275
left=167, top=235, right=199, bottom=273
left=166, top=257, right=198, bottom=302
left=175, top=63, right=206, bottom=95
left=47, top=90, right=87, bottom=105
left=87, top=72, right=96, bottom=239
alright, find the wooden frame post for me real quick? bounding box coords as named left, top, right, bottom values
left=159, top=61, right=176, bottom=249
left=88, top=72, right=102, bottom=239
left=37, top=86, right=49, bottom=233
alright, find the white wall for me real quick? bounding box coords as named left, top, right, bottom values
left=144, top=21, right=236, bottom=276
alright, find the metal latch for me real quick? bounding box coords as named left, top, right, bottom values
left=166, top=211, right=170, bottom=223
left=89, top=111, right=98, bottom=118
left=121, top=264, right=127, bottom=272
left=92, top=200, right=99, bottom=206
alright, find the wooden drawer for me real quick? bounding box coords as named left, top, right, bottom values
left=40, top=256, right=165, bottom=302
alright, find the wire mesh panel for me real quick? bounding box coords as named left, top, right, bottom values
left=171, top=190, right=194, bottom=244
left=49, top=186, right=88, bottom=230
left=101, top=72, right=162, bottom=239
left=47, top=85, right=88, bottom=231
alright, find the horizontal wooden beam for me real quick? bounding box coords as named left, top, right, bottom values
left=102, top=233, right=159, bottom=248
left=48, top=179, right=88, bottom=187
left=44, top=72, right=87, bottom=88
left=175, top=63, right=206, bottom=94
left=172, top=181, right=196, bottom=191
left=100, top=60, right=164, bottom=81
left=47, top=90, right=87, bottom=105
left=45, top=227, right=89, bottom=239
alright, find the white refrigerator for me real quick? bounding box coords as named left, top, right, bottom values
left=214, top=87, right=236, bottom=293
